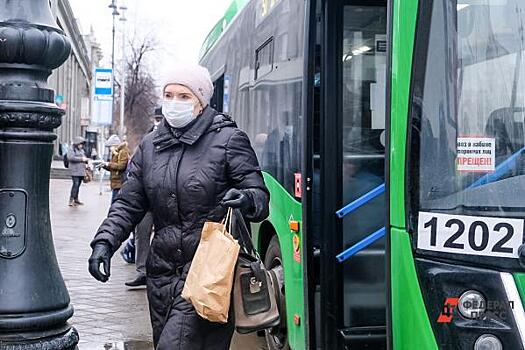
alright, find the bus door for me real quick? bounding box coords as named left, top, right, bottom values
left=314, top=0, right=388, bottom=348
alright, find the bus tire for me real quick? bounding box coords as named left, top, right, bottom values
left=265, top=235, right=290, bottom=350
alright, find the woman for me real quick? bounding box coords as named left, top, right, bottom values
left=88, top=63, right=269, bottom=349
left=68, top=136, right=89, bottom=207
left=101, top=134, right=130, bottom=203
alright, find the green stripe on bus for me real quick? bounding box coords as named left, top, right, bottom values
left=390, top=0, right=438, bottom=348
left=252, top=172, right=305, bottom=350
left=512, top=273, right=525, bottom=312
left=391, top=228, right=438, bottom=349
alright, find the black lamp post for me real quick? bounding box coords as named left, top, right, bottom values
left=0, top=0, right=78, bottom=348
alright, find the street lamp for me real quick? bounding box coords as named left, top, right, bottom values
left=0, top=0, right=78, bottom=348
left=108, top=0, right=120, bottom=131
left=119, top=5, right=128, bottom=140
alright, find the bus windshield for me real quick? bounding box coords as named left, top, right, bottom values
left=412, top=0, right=525, bottom=215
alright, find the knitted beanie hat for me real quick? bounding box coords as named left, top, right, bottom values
left=162, top=63, right=214, bottom=107
left=105, top=134, right=121, bottom=147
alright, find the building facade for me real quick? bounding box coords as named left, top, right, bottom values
left=49, top=0, right=102, bottom=157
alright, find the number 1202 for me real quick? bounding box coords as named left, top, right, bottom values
left=417, top=212, right=524, bottom=259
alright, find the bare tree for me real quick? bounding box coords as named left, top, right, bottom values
left=114, top=33, right=159, bottom=150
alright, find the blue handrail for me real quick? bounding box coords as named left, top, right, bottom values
left=468, top=146, right=525, bottom=189
left=335, top=183, right=386, bottom=263
left=336, top=227, right=386, bottom=263
left=335, top=183, right=385, bottom=218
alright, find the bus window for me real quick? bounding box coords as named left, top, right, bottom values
left=341, top=3, right=387, bottom=329
left=412, top=0, right=525, bottom=218
left=210, top=75, right=224, bottom=113
left=255, top=38, right=274, bottom=80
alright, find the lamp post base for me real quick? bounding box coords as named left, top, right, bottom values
left=0, top=327, right=79, bottom=350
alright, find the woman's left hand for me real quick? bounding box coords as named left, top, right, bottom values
left=220, top=188, right=252, bottom=209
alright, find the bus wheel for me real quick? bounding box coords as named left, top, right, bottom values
left=265, top=235, right=289, bottom=350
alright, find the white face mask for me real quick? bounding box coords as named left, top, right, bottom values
left=162, top=100, right=195, bottom=128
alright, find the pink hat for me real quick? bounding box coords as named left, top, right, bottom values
left=162, top=63, right=214, bottom=107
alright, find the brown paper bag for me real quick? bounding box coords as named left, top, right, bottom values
left=182, top=208, right=240, bottom=323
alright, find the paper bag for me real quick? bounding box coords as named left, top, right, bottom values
left=182, top=208, right=240, bottom=323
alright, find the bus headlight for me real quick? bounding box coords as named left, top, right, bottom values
left=474, top=334, right=503, bottom=350
left=458, top=290, right=486, bottom=319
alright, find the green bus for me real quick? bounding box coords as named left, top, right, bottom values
left=201, top=0, right=525, bottom=349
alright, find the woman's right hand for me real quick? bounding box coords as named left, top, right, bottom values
left=220, top=188, right=252, bottom=210
left=88, top=241, right=112, bottom=282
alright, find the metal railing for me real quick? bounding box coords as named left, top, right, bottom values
left=335, top=183, right=386, bottom=263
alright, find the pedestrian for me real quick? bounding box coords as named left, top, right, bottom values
left=124, top=211, right=153, bottom=287
left=68, top=136, right=89, bottom=207
left=125, top=107, right=163, bottom=287
left=101, top=134, right=130, bottom=203
left=90, top=147, right=99, bottom=160
left=151, top=106, right=163, bottom=132
left=88, top=62, right=269, bottom=349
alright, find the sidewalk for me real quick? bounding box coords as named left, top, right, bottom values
left=50, top=179, right=267, bottom=350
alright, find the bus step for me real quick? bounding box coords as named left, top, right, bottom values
left=339, top=326, right=386, bottom=348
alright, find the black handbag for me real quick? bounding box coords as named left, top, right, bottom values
left=231, top=210, right=280, bottom=334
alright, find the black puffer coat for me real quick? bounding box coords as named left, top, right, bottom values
left=91, top=107, right=269, bottom=349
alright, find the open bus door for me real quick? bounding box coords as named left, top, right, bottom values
left=308, top=0, right=388, bottom=348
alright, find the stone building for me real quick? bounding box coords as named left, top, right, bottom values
left=49, top=0, right=102, bottom=157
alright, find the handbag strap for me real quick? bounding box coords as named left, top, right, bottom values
left=231, top=209, right=258, bottom=257
left=250, top=261, right=266, bottom=284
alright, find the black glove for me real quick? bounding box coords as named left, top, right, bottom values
left=220, top=188, right=252, bottom=209
left=88, top=241, right=112, bottom=283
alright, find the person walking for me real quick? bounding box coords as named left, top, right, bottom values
left=125, top=107, right=163, bottom=287
left=101, top=135, right=130, bottom=203
left=124, top=211, right=153, bottom=287
left=68, top=136, right=89, bottom=207
left=88, top=63, right=269, bottom=349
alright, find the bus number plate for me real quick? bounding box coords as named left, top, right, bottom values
left=417, top=212, right=524, bottom=259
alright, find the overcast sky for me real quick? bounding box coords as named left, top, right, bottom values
left=69, top=0, right=232, bottom=80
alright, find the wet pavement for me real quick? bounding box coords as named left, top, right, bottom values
left=50, top=179, right=267, bottom=350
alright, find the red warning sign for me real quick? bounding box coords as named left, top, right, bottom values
left=294, top=173, right=302, bottom=198
left=456, top=137, right=495, bottom=173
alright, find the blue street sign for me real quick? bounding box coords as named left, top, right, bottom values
left=94, top=68, right=113, bottom=97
